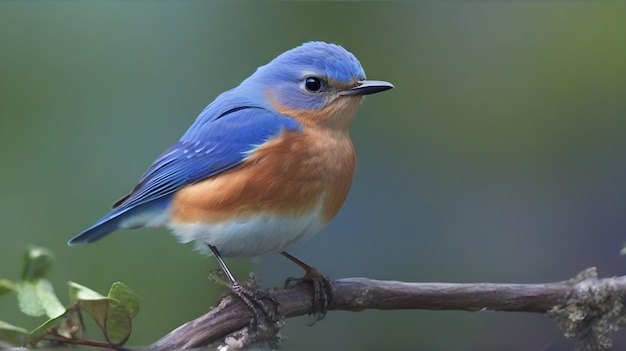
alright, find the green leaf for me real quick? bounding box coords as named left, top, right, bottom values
left=69, top=282, right=110, bottom=330
left=26, top=313, right=67, bottom=344
left=0, top=279, right=16, bottom=297
left=0, top=320, right=28, bottom=346
left=67, top=281, right=139, bottom=346
left=21, top=246, right=54, bottom=281
left=69, top=281, right=105, bottom=301
left=104, top=282, right=139, bottom=345
left=104, top=299, right=131, bottom=345
left=17, top=279, right=65, bottom=318
left=108, top=282, right=139, bottom=319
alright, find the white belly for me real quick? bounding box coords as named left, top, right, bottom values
left=168, top=206, right=326, bottom=258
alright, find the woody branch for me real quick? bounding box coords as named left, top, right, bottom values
left=147, top=268, right=626, bottom=351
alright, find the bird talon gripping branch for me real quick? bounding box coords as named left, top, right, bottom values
left=229, top=283, right=279, bottom=326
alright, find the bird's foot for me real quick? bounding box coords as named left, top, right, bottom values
left=284, top=268, right=334, bottom=322
left=229, top=282, right=280, bottom=328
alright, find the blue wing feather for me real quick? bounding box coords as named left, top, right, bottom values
left=68, top=104, right=301, bottom=245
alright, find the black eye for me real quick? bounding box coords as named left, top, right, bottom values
left=304, top=77, right=323, bottom=92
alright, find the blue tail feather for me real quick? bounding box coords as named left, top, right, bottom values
left=67, top=209, right=130, bottom=245
left=69, top=198, right=171, bottom=246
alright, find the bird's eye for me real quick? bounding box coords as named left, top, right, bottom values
left=304, top=77, right=323, bottom=92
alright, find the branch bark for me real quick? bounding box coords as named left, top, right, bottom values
left=147, top=268, right=626, bottom=351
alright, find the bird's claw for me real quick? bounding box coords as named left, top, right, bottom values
left=230, top=283, right=280, bottom=328
left=284, top=268, right=334, bottom=322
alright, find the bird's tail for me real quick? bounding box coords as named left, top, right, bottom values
left=67, top=209, right=130, bottom=245
left=68, top=199, right=170, bottom=245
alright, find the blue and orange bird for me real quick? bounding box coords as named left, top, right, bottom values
left=68, top=41, right=393, bottom=314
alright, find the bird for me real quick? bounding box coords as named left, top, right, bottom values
left=68, top=41, right=393, bottom=318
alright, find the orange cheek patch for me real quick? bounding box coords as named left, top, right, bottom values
left=266, top=90, right=362, bottom=128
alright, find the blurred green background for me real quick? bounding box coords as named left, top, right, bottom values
left=1, top=2, right=626, bottom=350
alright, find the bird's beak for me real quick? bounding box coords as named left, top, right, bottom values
left=339, top=80, right=394, bottom=96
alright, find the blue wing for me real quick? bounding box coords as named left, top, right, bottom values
left=68, top=105, right=301, bottom=245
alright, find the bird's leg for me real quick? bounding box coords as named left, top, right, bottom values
left=208, top=245, right=278, bottom=325
left=281, top=251, right=334, bottom=320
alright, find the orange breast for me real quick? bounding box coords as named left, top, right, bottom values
left=170, top=127, right=356, bottom=225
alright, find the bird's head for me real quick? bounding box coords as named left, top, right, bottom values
left=242, top=41, right=393, bottom=130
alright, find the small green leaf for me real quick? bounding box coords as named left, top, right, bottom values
left=103, top=282, right=139, bottom=345
left=0, top=279, right=16, bottom=297
left=69, top=281, right=105, bottom=301
left=67, top=281, right=139, bottom=346
left=17, top=280, right=65, bottom=318
left=21, top=247, right=54, bottom=281
left=104, top=299, right=131, bottom=345
left=0, top=320, right=28, bottom=346
left=69, top=281, right=111, bottom=331
left=108, top=282, right=139, bottom=319
left=26, top=313, right=67, bottom=344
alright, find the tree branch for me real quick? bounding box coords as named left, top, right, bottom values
left=147, top=268, right=626, bottom=351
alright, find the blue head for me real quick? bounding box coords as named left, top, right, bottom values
left=182, top=41, right=393, bottom=140
left=239, top=41, right=393, bottom=128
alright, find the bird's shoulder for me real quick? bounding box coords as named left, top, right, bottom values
left=112, top=100, right=301, bottom=211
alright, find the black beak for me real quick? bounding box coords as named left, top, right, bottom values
left=339, top=80, right=394, bottom=96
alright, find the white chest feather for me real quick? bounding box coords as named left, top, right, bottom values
left=168, top=201, right=327, bottom=258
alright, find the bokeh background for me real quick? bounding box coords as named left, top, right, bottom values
left=2, top=2, right=626, bottom=350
